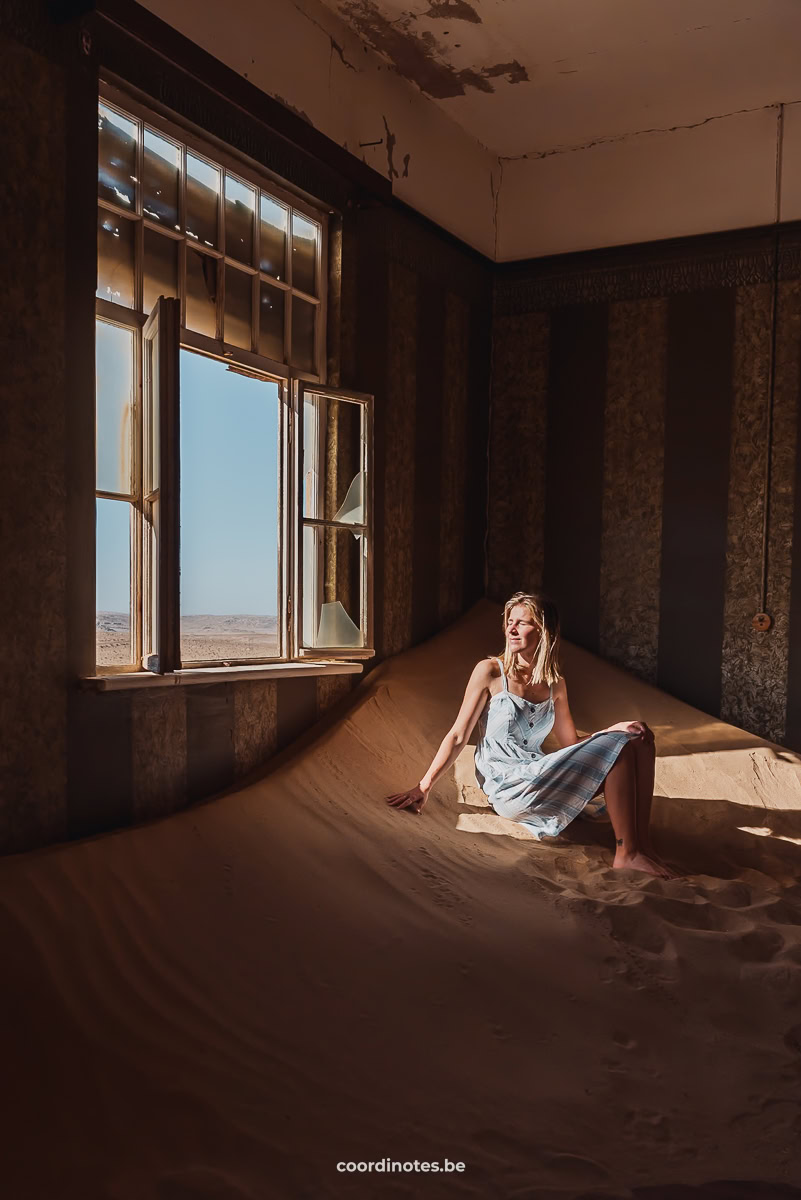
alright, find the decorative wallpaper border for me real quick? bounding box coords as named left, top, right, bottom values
left=495, top=225, right=801, bottom=314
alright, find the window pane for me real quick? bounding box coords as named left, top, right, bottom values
left=302, top=524, right=364, bottom=649
left=185, top=248, right=218, bottom=338
left=96, top=497, right=133, bottom=667
left=292, top=212, right=319, bottom=295
left=292, top=297, right=316, bottom=373
left=225, top=174, right=255, bottom=264
left=180, top=350, right=280, bottom=662
left=260, top=195, right=287, bottom=279
left=97, top=209, right=135, bottom=308
left=186, top=153, right=220, bottom=249
left=258, top=281, right=285, bottom=361
left=143, top=229, right=178, bottom=313
left=303, top=392, right=365, bottom=522
left=224, top=266, right=252, bottom=350
left=98, top=103, right=137, bottom=210
left=143, top=129, right=180, bottom=230
left=96, top=320, right=134, bottom=495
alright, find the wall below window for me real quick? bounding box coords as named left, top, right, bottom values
left=0, top=4, right=490, bottom=855
left=489, top=226, right=801, bottom=751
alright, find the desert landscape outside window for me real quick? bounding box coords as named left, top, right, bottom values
left=94, top=87, right=373, bottom=673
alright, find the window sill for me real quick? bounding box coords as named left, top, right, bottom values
left=82, top=660, right=364, bottom=692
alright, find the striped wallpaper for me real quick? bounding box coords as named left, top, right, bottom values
left=59, top=203, right=492, bottom=850
left=490, top=227, right=801, bottom=750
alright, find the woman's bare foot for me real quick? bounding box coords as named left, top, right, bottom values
left=639, top=841, right=669, bottom=867
left=613, top=850, right=680, bottom=880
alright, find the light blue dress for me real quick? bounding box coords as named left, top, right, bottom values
left=474, top=658, right=639, bottom=840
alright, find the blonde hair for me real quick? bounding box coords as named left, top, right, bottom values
left=498, top=591, right=561, bottom=685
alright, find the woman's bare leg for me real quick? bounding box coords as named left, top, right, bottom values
left=631, top=736, right=657, bottom=855
left=603, top=742, right=674, bottom=879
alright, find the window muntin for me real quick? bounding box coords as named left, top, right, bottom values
left=94, top=88, right=372, bottom=675
left=95, top=93, right=323, bottom=369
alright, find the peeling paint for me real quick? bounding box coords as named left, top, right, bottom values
left=481, top=60, right=528, bottom=85
left=273, top=95, right=313, bottom=124
left=424, top=0, right=482, bottom=23
left=382, top=114, right=399, bottom=181
left=338, top=0, right=524, bottom=98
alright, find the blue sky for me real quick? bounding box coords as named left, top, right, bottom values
left=96, top=341, right=280, bottom=616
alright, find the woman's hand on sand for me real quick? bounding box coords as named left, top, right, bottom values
left=386, top=784, right=429, bottom=815
left=604, top=720, right=654, bottom=745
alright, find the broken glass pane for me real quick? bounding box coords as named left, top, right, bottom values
left=302, top=392, right=365, bottom=522
left=302, top=524, right=364, bottom=649
left=185, top=248, right=217, bottom=338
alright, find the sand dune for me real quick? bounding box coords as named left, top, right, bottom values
left=3, top=601, right=801, bottom=1199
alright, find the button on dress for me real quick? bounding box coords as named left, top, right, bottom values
left=474, top=658, right=639, bottom=840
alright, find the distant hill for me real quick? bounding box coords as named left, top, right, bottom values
left=97, top=612, right=278, bottom=634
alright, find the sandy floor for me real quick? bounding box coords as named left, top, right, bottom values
left=5, top=600, right=801, bottom=1199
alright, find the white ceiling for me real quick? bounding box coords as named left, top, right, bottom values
left=318, top=0, right=801, bottom=158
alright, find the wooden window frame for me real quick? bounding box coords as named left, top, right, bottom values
left=94, top=84, right=374, bottom=678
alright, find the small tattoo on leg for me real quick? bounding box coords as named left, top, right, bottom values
left=616, top=838, right=623, bottom=846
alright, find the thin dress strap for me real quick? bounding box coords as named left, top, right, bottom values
left=496, top=657, right=508, bottom=691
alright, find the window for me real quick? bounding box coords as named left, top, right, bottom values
left=95, top=88, right=373, bottom=674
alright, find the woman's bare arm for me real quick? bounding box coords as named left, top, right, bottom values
left=386, top=659, right=496, bottom=813
left=551, top=676, right=586, bottom=748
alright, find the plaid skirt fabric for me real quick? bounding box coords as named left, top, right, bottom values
left=474, top=662, right=637, bottom=841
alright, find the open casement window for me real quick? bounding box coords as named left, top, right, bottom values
left=297, top=385, right=374, bottom=659
left=142, top=296, right=181, bottom=673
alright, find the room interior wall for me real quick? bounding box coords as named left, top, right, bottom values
left=5, top=0, right=801, bottom=857
left=0, top=2, right=490, bottom=855
left=489, top=226, right=801, bottom=751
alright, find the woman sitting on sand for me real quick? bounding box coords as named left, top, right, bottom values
left=387, top=590, right=677, bottom=880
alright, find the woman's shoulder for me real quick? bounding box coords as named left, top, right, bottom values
left=470, top=656, right=501, bottom=685
left=552, top=674, right=567, bottom=698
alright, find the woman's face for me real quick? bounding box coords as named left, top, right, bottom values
left=506, top=605, right=540, bottom=656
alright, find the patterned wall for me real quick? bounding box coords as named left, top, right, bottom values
left=0, top=7, right=491, bottom=854
left=490, top=228, right=801, bottom=750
